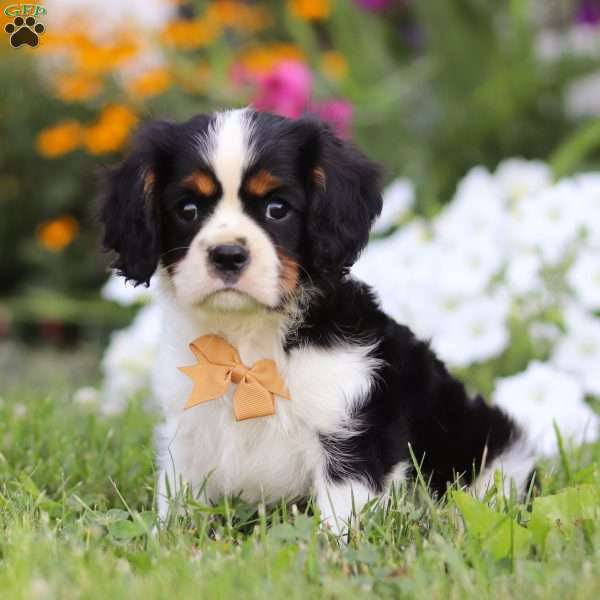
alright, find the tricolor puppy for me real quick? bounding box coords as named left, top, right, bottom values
left=100, top=109, right=534, bottom=531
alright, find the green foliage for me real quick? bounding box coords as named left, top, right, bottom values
left=529, top=484, right=600, bottom=553
left=453, top=490, right=531, bottom=560
left=2, top=349, right=600, bottom=598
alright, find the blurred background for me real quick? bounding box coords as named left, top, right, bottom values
left=1, top=0, right=600, bottom=447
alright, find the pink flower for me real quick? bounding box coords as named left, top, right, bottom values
left=240, top=59, right=353, bottom=137
left=312, top=99, right=353, bottom=138
left=252, top=60, right=313, bottom=118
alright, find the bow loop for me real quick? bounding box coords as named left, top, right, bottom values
left=179, top=335, right=289, bottom=421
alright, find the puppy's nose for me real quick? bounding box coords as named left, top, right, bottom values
left=208, top=244, right=249, bottom=277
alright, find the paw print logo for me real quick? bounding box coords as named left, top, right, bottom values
left=5, top=16, right=45, bottom=48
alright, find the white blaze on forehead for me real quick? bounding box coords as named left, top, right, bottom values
left=202, top=109, right=254, bottom=207
left=175, top=109, right=281, bottom=309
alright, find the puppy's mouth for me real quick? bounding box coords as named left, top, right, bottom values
left=198, top=288, right=268, bottom=312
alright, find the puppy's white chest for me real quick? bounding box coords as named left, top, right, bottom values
left=155, top=323, right=378, bottom=503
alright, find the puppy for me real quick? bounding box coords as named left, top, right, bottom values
left=100, top=108, right=534, bottom=532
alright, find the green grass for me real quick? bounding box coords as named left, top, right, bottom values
left=1, top=344, right=600, bottom=599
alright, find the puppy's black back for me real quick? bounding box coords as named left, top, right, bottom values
left=289, top=277, right=520, bottom=496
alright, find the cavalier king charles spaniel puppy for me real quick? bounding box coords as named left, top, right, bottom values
left=100, top=109, right=534, bottom=532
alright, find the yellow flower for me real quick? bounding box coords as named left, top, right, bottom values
left=290, top=0, right=331, bottom=21
left=239, top=44, right=305, bottom=74
left=161, top=17, right=220, bottom=50
left=36, top=121, right=83, bottom=158
left=83, top=105, right=138, bottom=155
left=128, top=68, right=171, bottom=98
left=37, top=216, right=80, bottom=252
left=321, top=50, right=348, bottom=81
left=55, top=73, right=102, bottom=102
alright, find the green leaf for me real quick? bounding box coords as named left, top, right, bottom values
left=550, top=119, right=600, bottom=178
left=18, top=472, right=41, bottom=498
left=452, top=491, right=531, bottom=560
left=100, top=509, right=131, bottom=524
left=107, top=518, right=147, bottom=540
left=529, top=485, right=600, bottom=551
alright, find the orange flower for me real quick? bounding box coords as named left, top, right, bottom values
left=74, top=33, right=140, bottom=75
left=321, top=51, right=348, bottom=81
left=37, top=216, right=80, bottom=252
left=55, top=73, right=102, bottom=102
left=39, top=30, right=92, bottom=54
left=128, top=68, right=171, bottom=98
left=206, top=1, right=270, bottom=31
left=161, top=17, right=220, bottom=50
left=290, top=0, right=331, bottom=21
left=239, top=44, right=305, bottom=74
left=36, top=121, right=83, bottom=158
left=41, top=27, right=141, bottom=78
left=82, top=105, right=138, bottom=155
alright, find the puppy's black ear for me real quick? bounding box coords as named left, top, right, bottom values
left=99, top=120, right=176, bottom=286
left=296, top=118, right=382, bottom=279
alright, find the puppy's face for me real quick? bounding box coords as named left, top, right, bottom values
left=100, top=109, right=382, bottom=313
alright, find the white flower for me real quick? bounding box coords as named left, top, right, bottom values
left=505, top=251, right=543, bottom=295
left=371, top=178, right=414, bottom=234
left=12, top=403, right=27, bottom=418
left=433, top=240, right=504, bottom=297
left=72, top=386, right=100, bottom=408
left=45, top=0, right=173, bottom=32
left=552, top=307, right=600, bottom=397
left=565, top=71, right=600, bottom=118
left=102, top=273, right=156, bottom=306
left=494, top=158, right=552, bottom=202
left=536, top=27, right=600, bottom=61
left=100, top=303, right=162, bottom=414
left=493, top=361, right=599, bottom=456
left=354, top=220, right=432, bottom=314
left=430, top=294, right=510, bottom=368
left=577, top=173, right=600, bottom=249
left=435, top=167, right=506, bottom=246
left=508, top=181, right=585, bottom=264
left=529, top=322, right=561, bottom=347
left=567, top=248, right=600, bottom=311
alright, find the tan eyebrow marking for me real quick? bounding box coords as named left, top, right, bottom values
left=244, top=169, right=282, bottom=197
left=182, top=170, right=218, bottom=196
left=142, top=169, right=155, bottom=197
left=312, top=166, right=326, bottom=189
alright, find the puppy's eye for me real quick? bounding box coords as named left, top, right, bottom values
left=265, top=200, right=289, bottom=221
left=177, top=202, right=199, bottom=223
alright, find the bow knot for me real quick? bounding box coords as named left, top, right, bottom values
left=178, top=335, right=290, bottom=421
left=230, top=363, right=250, bottom=384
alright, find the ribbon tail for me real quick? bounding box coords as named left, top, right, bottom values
left=233, top=380, right=275, bottom=421
left=179, top=364, right=230, bottom=410
left=251, top=360, right=290, bottom=400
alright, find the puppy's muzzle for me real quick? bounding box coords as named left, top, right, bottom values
left=208, top=244, right=250, bottom=282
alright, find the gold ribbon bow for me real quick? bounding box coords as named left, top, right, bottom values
left=178, top=335, right=290, bottom=421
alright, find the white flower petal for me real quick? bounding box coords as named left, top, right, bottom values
left=493, top=362, right=599, bottom=456
left=371, top=178, right=414, bottom=234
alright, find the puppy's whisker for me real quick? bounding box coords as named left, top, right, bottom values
left=160, top=246, right=191, bottom=260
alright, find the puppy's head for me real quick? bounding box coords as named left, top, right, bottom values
left=100, top=109, right=381, bottom=312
